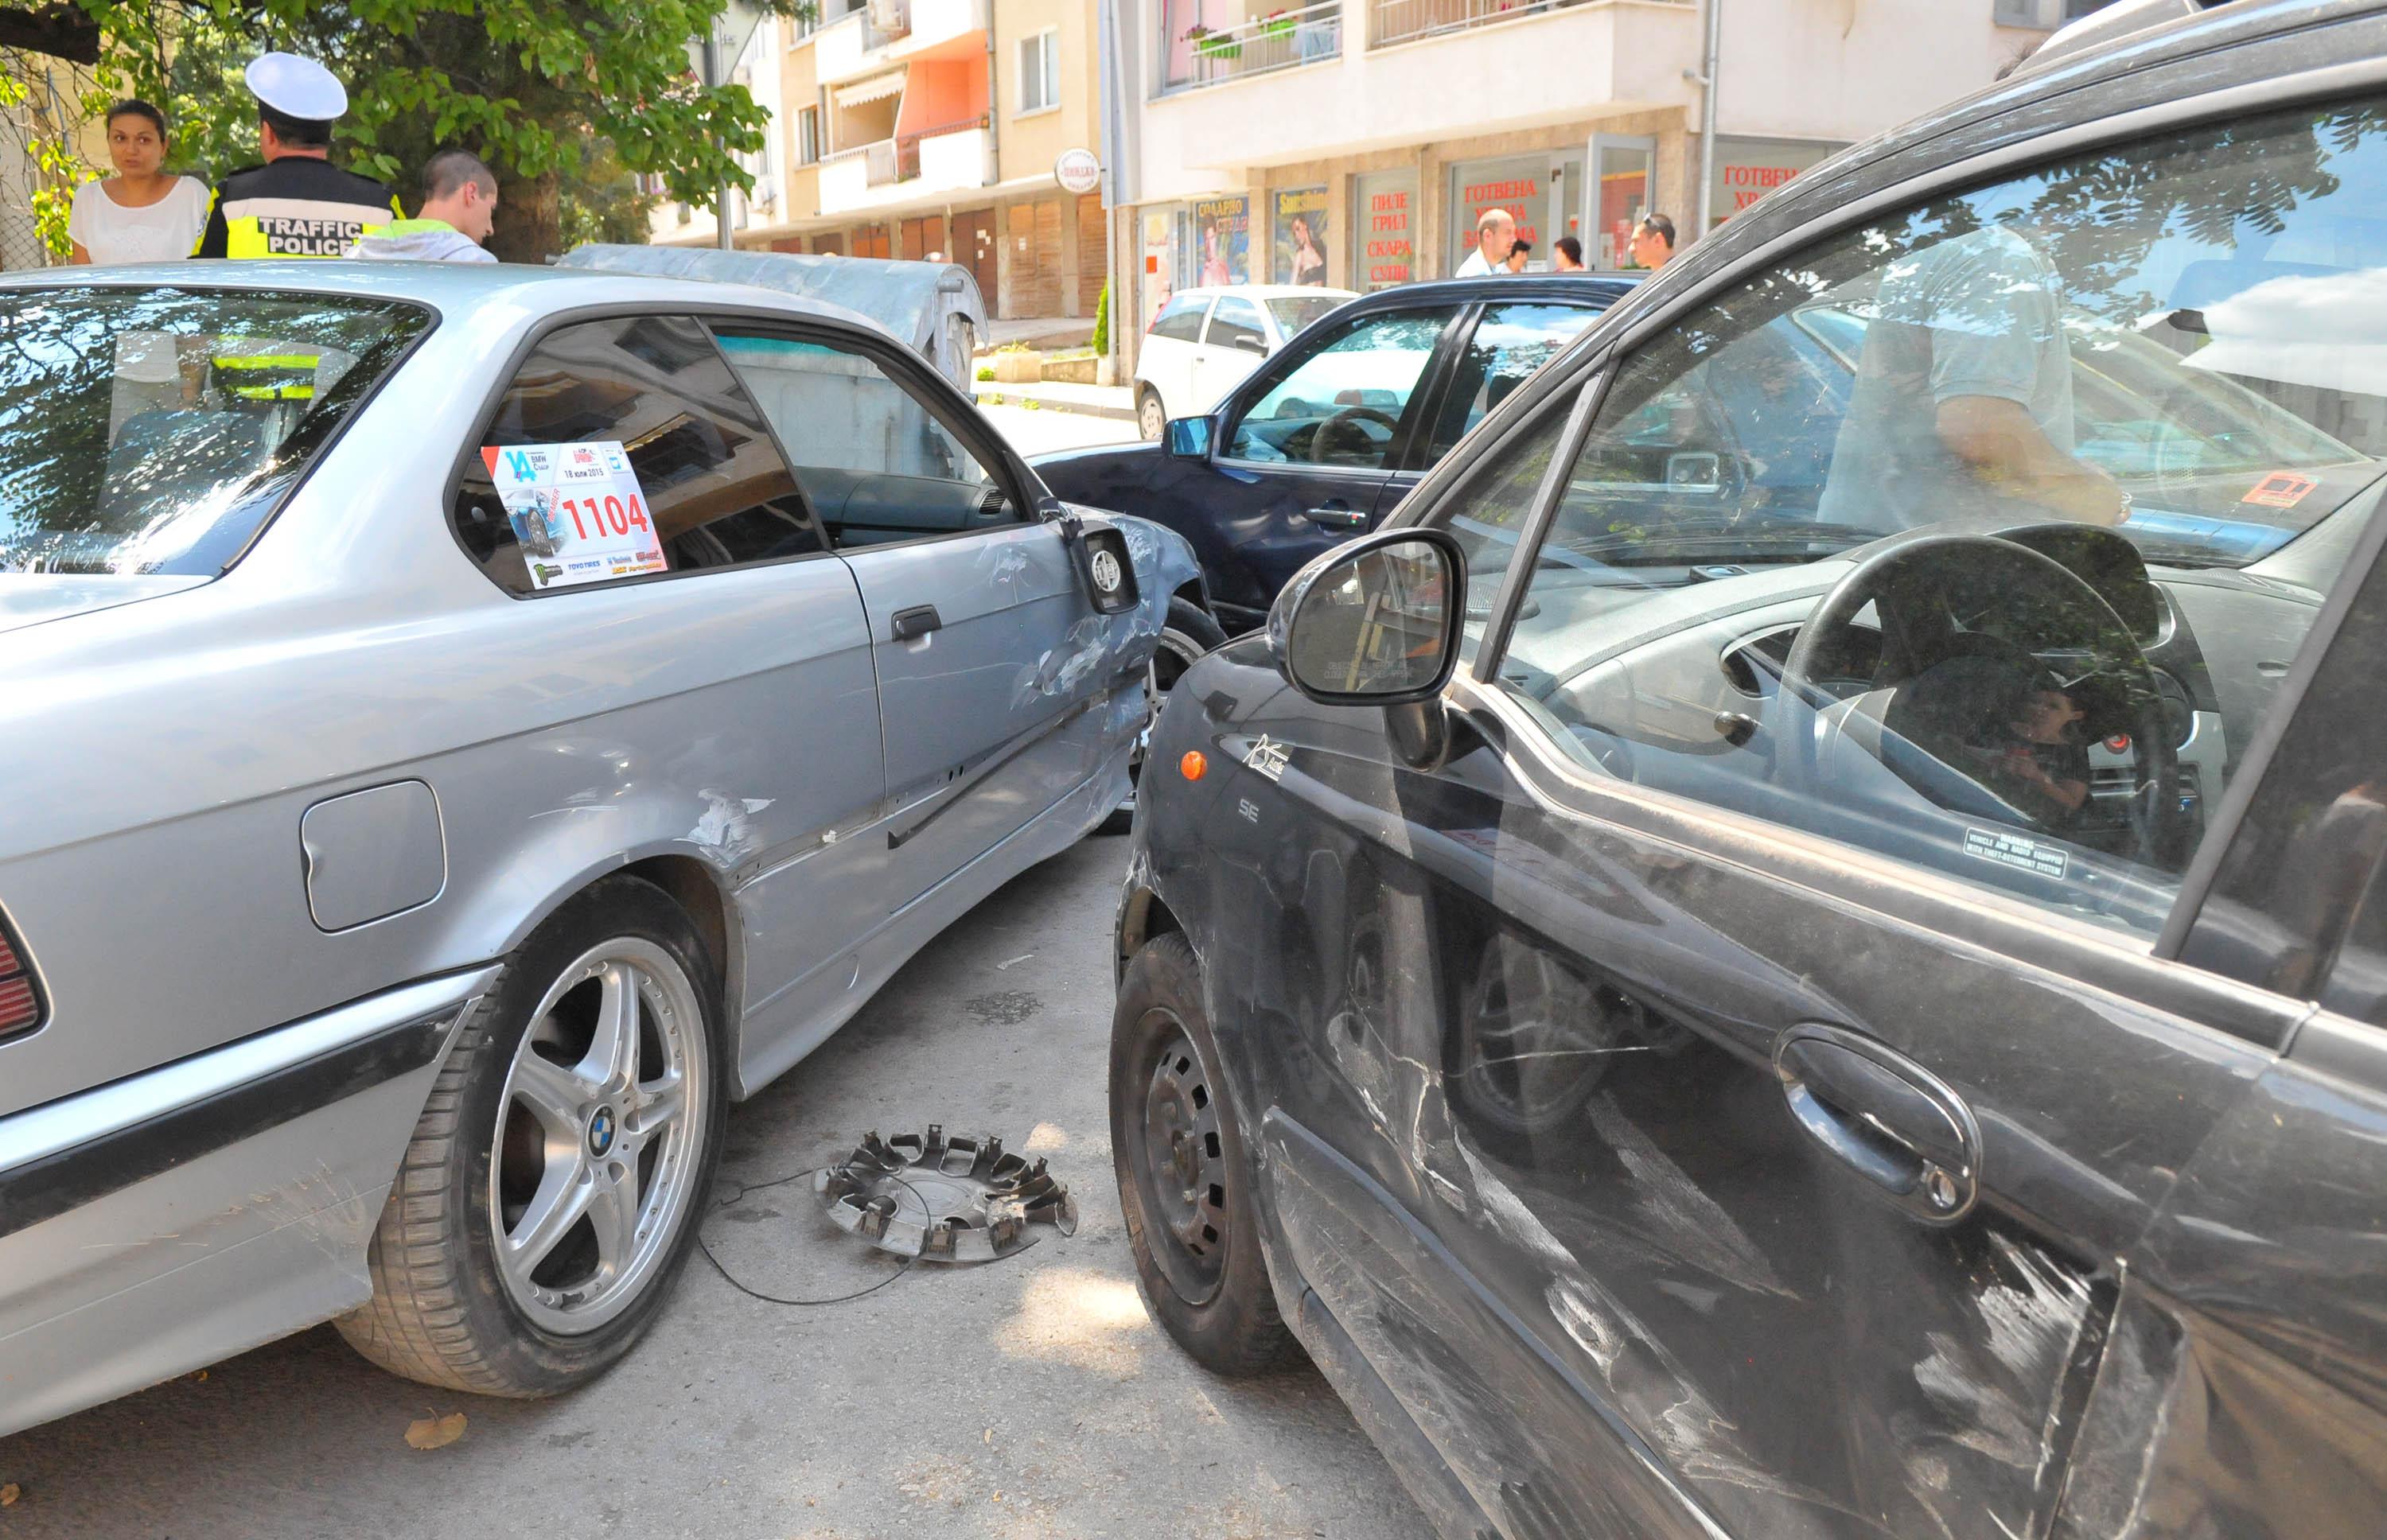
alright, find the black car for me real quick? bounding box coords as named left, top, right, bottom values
left=1037, top=277, right=1633, bottom=641
left=1108, top=6, right=2387, bottom=1538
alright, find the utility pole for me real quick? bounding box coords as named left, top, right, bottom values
left=1691, top=0, right=1722, bottom=241
left=702, top=27, right=734, bottom=250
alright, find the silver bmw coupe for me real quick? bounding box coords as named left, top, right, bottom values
left=0, top=261, right=1199, bottom=1433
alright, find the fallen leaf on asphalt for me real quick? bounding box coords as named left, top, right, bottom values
left=1, top=1483, right=19, bottom=1506
left=403, top=1411, right=468, bottom=1450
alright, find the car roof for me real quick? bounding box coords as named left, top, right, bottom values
left=1170, top=283, right=1361, bottom=301
left=1335, top=274, right=1641, bottom=313
left=0, top=259, right=895, bottom=337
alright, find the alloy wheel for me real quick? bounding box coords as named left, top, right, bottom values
left=490, top=937, right=709, bottom=1335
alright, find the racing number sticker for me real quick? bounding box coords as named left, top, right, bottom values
left=483, top=441, right=668, bottom=590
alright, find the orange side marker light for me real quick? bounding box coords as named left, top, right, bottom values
left=1181, top=751, right=1208, bottom=781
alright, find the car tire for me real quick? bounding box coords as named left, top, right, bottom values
left=1137, top=385, right=1168, bottom=442
left=1111, top=932, right=1302, bottom=1376
left=1100, top=598, right=1229, bottom=835
left=336, top=875, right=727, bottom=1396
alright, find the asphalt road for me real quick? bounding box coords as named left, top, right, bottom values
left=0, top=835, right=1435, bottom=1540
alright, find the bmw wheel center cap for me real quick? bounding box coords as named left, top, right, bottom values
left=587, top=1105, right=617, bottom=1158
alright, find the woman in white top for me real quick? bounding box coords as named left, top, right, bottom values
left=67, top=100, right=210, bottom=266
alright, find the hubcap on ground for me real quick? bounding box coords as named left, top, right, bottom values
left=492, top=937, right=707, bottom=1336
left=1134, top=1012, right=1229, bottom=1304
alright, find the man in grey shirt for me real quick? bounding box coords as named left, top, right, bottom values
left=347, top=148, right=499, bottom=262
left=1818, top=221, right=2124, bottom=531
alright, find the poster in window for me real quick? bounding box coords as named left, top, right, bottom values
left=1273, top=185, right=1330, bottom=286
left=1193, top=194, right=1249, bottom=286
left=484, top=441, right=667, bottom=590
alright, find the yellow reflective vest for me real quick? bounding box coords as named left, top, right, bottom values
left=193, top=158, right=401, bottom=260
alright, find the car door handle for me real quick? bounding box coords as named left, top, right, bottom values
left=1773, top=1024, right=1980, bottom=1223
left=890, top=605, right=942, bottom=641
left=1304, top=503, right=1367, bottom=531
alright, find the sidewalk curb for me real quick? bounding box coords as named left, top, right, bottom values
left=973, top=389, right=1139, bottom=424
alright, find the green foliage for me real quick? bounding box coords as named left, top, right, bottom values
left=1090, top=278, right=1111, bottom=356
left=975, top=364, right=995, bottom=382
left=69, top=0, right=800, bottom=259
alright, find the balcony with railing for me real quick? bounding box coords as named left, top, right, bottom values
left=817, top=115, right=995, bottom=212
left=1369, top=0, right=1680, bottom=50
left=817, top=0, right=989, bottom=82
left=1159, top=0, right=1342, bottom=94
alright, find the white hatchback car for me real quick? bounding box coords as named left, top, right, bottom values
left=1131, top=284, right=1357, bottom=440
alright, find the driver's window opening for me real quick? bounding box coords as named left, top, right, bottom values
left=1482, top=95, right=2387, bottom=940
left=1228, top=310, right=1449, bottom=470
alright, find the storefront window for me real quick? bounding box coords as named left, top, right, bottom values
left=1706, top=137, right=1840, bottom=230
left=1447, top=150, right=1583, bottom=274
left=1353, top=169, right=1419, bottom=291
left=1183, top=194, right=1252, bottom=287
left=1273, top=185, right=1333, bottom=286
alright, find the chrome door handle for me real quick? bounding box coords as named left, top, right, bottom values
left=1774, top=1024, right=1980, bottom=1223
left=1304, top=504, right=1366, bottom=531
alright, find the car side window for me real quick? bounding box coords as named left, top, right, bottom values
left=1226, top=306, right=1456, bottom=469
left=708, top=328, right=1016, bottom=548
left=1149, top=294, right=1210, bottom=344
left=1427, top=302, right=1603, bottom=460
left=1471, top=94, right=2387, bottom=943
left=450, top=314, right=823, bottom=596
left=1205, top=296, right=1267, bottom=354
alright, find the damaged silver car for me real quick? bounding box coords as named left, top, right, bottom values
left=0, top=261, right=1200, bottom=1433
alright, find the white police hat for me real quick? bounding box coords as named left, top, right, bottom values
left=244, top=52, right=348, bottom=122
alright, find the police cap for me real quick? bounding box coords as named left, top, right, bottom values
left=243, top=52, right=348, bottom=122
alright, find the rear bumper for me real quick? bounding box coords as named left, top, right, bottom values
left=0, top=966, right=498, bottom=1437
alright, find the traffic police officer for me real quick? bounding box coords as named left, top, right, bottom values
left=192, top=52, right=399, bottom=260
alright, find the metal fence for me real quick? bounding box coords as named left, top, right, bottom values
left=1160, top=0, right=1343, bottom=94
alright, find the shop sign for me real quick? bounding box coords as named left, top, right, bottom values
left=1353, top=169, right=1418, bottom=291
left=1055, top=149, right=1101, bottom=196
left=1272, top=185, right=1331, bottom=286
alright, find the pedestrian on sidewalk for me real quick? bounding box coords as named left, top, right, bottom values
left=67, top=100, right=210, bottom=266
left=1505, top=237, right=1533, bottom=273
left=1552, top=235, right=1586, bottom=272
left=192, top=52, right=400, bottom=259
left=348, top=149, right=499, bottom=262
left=1454, top=208, right=1515, bottom=276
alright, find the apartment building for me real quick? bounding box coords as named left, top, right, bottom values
left=655, top=0, right=1112, bottom=325
left=1096, top=0, right=2115, bottom=364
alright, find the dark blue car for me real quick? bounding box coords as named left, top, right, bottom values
left=1037, top=277, right=1634, bottom=649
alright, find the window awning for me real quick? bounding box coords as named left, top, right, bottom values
left=835, top=70, right=906, bottom=108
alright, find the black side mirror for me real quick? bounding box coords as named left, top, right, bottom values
left=1164, top=415, right=1216, bottom=460
left=1046, top=501, right=1142, bottom=615
left=1266, top=527, right=1465, bottom=707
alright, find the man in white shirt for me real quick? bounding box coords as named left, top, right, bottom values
left=1454, top=208, right=1516, bottom=277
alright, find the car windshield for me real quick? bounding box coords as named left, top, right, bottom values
left=0, top=286, right=430, bottom=576
left=1267, top=295, right=1348, bottom=337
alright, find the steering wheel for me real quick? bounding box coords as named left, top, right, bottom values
left=1310, top=405, right=1400, bottom=465
left=1776, top=531, right=2190, bottom=872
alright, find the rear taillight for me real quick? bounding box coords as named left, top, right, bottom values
left=0, top=916, right=41, bottom=1040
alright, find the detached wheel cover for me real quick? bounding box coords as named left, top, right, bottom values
left=491, top=936, right=710, bottom=1335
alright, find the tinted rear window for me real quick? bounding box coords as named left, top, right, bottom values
left=0, top=286, right=428, bottom=576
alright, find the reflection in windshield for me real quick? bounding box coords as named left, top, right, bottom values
left=0, top=288, right=428, bottom=577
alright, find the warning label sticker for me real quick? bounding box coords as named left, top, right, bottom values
left=1965, top=827, right=2070, bottom=881
left=2241, top=471, right=2319, bottom=510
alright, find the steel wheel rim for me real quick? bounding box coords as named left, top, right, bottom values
left=1131, top=1009, right=1229, bottom=1305
left=491, top=937, right=707, bottom=1335
left=1140, top=395, right=1166, bottom=439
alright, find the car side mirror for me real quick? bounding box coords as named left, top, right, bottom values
left=1164, top=415, right=1216, bottom=460
left=1232, top=334, right=1268, bottom=356
left=1267, top=528, right=1465, bottom=708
